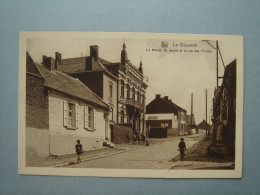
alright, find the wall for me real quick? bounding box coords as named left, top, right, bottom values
left=26, top=73, right=49, bottom=129
left=113, top=124, right=133, bottom=144
left=69, top=71, right=104, bottom=99
left=48, top=90, right=107, bottom=155
left=26, top=127, right=50, bottom=162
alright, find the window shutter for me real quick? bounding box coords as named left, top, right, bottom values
left=93, top=109, right=97, bottom=130
left=63, top=101, right=68, bottom=127
left=76, top=104, right=79, bottom=128
left=84, top=106, right=89, bottom=129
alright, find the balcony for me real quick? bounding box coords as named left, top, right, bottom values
left=125, top=98, right=144, bottom=111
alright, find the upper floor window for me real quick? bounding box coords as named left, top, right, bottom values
left=109, top=84, right=113, bottom=98
left=132, top=88, right=135, bottom=100
left=121, top=80, right=124, bottom=98
left=127, top=84, right=130, bottom=99
left=121, top=110, right=124, bottom=123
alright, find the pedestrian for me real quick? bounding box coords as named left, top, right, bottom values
left=141, top=133, right=145, bottom=144
left=145, top=138, right=150, bottom=146
left=178, top=138, right=186, bottom=161
left=75, top=139, right=83, bottom=163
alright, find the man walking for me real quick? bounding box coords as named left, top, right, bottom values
left=178, top=138, right=186, bottom=161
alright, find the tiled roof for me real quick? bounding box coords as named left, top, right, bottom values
left=35, top=63, right=109, bottom=110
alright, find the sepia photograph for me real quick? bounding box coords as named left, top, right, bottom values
left=18, top=32, right=243, bottom=178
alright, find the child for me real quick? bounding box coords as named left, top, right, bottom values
left=75, top=139, right=83, bottom=163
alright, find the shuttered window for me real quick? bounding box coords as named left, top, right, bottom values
left=63, top=100, right=78, bottom=129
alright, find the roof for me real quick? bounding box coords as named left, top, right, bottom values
left=187, top=115, right=196, bottom=126
left=196, top=120, right=212, bottom=130
left=58, top=56, right=117, bottom=80
left=34, top=62, right=109, bottom=110
left=146, top=96, right=187, bottom=114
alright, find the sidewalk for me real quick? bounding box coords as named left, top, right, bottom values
left=171, top=137, right=235, bottom=170
left=26, top=137, right=171, bottom=167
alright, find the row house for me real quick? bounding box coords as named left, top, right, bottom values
left=212, top=59, right=236, bottom=156
left=146, top=95, right=189, bottom=136
left=58, top=43, right=148, bottom=143
left=26, top=52, right=110, bottom=161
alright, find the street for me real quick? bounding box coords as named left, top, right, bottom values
left=64, top=134, right=204, bottom=169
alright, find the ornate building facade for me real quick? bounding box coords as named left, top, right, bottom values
left=58, top=42, right=148, bottom=143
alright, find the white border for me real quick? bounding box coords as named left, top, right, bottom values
left=19, top=32, right=243, bottom=178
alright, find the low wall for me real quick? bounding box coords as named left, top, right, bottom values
left=26, top=127, right=50, bottom=162
left=113, top=124, right=133, bottom=144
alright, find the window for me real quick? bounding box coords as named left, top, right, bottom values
left=121, top=110, right=124, bottom=123
left=127, top=84, right=130, bottom=99
left=121, top=80, right=124, bottom=97
left=137, top=92, right=140, bottom=103
left=63, top=101, right=78, bottom=129
left=132, top=88, right=135, bottom=100
left=84, top=106, right=96, bottom=130
left=109, top=84, right=113, bottom=98
left=161, top=122, right=169, bottom=128
left=110, top=107, right=113, bottom=121
left=142, top=95, right=145, bottom=105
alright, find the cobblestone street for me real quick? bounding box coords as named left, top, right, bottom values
left=63, top=134, right=203, bottom=169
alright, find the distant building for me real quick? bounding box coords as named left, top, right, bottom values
left=212, top=59, right=236, bottom=155
left=146, top=95, right=189, bottom=137
left=196, top=120, right=212, bottom=134
left=26, top=52, right=110, bottom=161
left=58, top=43, right=148, bottom=143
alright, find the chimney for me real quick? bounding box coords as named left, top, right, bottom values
left=42, top=56, right=56, bottom=71
left=90, top=45, right=99, bottom=61
left=156, top=94, right=161, bottom=99
left=55, top=52, right=62, bottom=69
left=164, top=96, right=168, bottom=100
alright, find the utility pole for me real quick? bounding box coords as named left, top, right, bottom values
left=190, top=93, right=193, bottom=130
left=216, top=40, right=219, bottom=89
left=205, top=89, right=208, bottom=138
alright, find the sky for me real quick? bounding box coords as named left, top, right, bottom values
left=27, top=34, right=239, bottom=124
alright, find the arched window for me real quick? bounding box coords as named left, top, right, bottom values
left=121, top=110, right=124, bottom=123
left=137, top=91, right=140, bottom=103
left=132, top=88, right=135, bottom=100
left=121, top=80, right=124, bottom=98
left=127, top=84, right=130, bottom=99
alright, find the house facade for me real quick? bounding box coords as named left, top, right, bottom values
left=212, top=59, right=236, bottom=155
left=146, top=94, right=189, bottom=136
left=58, top=43, right=148, bottom=143
left=26, top=52, right=110, bottom=161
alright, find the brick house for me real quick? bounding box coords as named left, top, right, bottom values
left=146, top=95, right=189, bottom=136
left=58, top=43, right=148, bottom=143
left=26, top=52, right=110, bottom=161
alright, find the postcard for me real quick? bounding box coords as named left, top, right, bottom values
left=18, top=32, right=243, bottom=178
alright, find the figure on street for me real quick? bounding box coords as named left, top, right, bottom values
left=75, top=139, right=83, bottom=163
left=178, top=138, right=186, bottom=161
